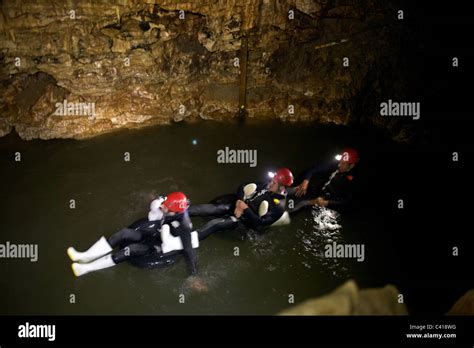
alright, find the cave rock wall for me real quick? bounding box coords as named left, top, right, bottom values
left=0, top=0, right=412, bottom=139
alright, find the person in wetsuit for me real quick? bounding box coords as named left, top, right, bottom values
left=189, top=168, right=294, bottom=240
left=67, top=192, right=206, bottom=290
left=288, top=148, right=359, bottom=213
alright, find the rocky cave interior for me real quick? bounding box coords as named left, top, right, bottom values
left=0, top=0, right=425, bottom=141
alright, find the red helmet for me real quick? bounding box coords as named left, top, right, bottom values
left=162, top=192, right=189, bottom=213
left=273, top=168, right=294, bottom=187
left=339, top=148, right=359, bottom=164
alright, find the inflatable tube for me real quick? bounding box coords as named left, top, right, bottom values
left=209, top=193, right=237, bottom=205
left=127, top=249, right=181, bottom=269
left=125, top=218, right=182, bottom=269
left=209, top=193, right=290, bottom=227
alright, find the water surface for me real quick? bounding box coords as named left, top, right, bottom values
left=0, top=121, right=402, bottom=315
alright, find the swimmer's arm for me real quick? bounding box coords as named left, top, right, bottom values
left=179, top=231, right=198, bottom=276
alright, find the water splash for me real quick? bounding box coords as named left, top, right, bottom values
left=296, top=206, right=349, bottom=278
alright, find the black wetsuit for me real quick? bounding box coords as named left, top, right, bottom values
left=188, top=182, right=287, bottom=240
left=288, top=161, right=356, bottom=212
left=108, top=212, right=198, bottom=275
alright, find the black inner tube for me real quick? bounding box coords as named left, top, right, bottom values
left=209, top=193, right=237, bottom=205
left=125, top=218, right=182, bottom=269
left=127, top=249, right=182, bottom=269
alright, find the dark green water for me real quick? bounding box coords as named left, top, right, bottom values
left=0, top=121, right=400, bottom=315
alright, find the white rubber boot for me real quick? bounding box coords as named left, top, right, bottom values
left=243, top=183, right=257, bottom=200
left=67, top=236, right=113, bottom=263
left=71, top=254, right=116, bottom=277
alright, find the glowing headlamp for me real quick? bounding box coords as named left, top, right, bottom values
left=335, top=154, right=342, bottom=161
left=268, top=171, right=275, bottom=179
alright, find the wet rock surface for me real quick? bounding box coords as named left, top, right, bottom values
left=447, top=289, right=474, bottom=315
left=279, top=279, right=408, bottom=315
left=0, top=0, right=419, bottom=139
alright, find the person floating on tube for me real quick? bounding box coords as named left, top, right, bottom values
left=188, top=168, right=294, bottom=240
left=287, top=148, right=360, bottom=213
left=67, top=192, right=207, bottom=291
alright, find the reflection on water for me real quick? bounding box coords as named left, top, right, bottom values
left=297, top=206, right=349, bottom=278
